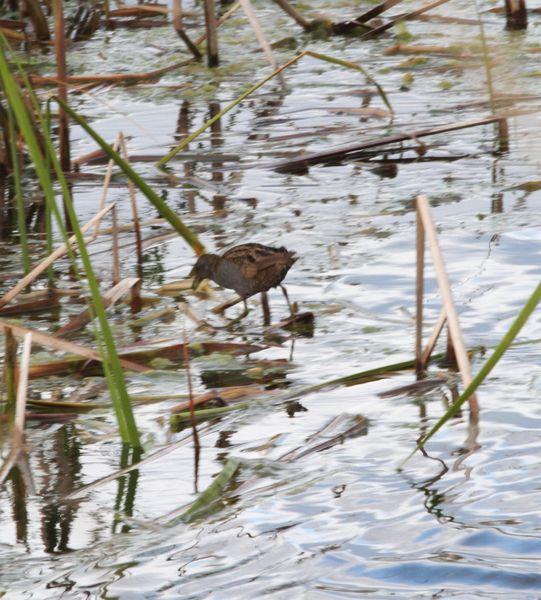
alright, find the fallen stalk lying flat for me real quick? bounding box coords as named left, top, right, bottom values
left=266, top=114, right=509, bottom=172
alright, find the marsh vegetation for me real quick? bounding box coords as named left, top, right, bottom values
left=1, top=0, right=541, bottom=597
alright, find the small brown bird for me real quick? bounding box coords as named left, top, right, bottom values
left=190, top=243, right=297, bottom=323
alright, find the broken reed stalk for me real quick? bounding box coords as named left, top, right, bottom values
left=0, top=332, right=31, bottom=487
left=2, top=327, right=18, bottom=415
left=172, top=0, right=201, bottom=60
left=118, top=133, right=144, bottom=281
left=270, top=0, right=312, bottom=30
left=360, top=0, right=452, bottom=38
left=269, top=114, right=504, bottom=172
left=203, top=0, right=219, bottom=67
left=28, top=58, right=195, bottom=88
left=194, top=1, right=240, bottom=46
left=354, top=0, right=406, bottom=24
left=23, top=0, right=50, bottom=40
left=416, top=196, right=479, bottom=415
left=505, top=0, right=527, bottom=29
left=181, top=321, right=200, bottom=462
left=55, top=97, right=205, bottom=255
left=53, top=0, right=70, bottom=174
left=0, top=319, right=147, bottom=373
left=401, top=282, right=541, bottom=468
left=55, top=277, right=139, bottom=336
left=421, top=307, right=446, bottom=365
left=13, top=332, right=31, bottom=446
left=95, top=134, right=121, bottom=236
left=111, top=205, right=120, bottom=286
left=415, top=208, right=425, bottom=376
left=0, top=203, right=115, bottom=310
left=474, top=0, right=509, bottom=153
left=239, top=0, right=283, bottom=83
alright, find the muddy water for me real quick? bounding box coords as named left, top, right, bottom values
left=2, top=0, right=541, bottom=597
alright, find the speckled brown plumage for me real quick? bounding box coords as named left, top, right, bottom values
left=190, top=243, right=297, bottom=323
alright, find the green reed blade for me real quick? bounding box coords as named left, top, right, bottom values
left=0, top=39, right=141, bottom=446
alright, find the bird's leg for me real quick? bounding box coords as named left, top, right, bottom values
left=261, top=291, right=271, bottom=326
left=280, top=285, right=294, bottom=316
left=226, top=299, right=249, bottom=327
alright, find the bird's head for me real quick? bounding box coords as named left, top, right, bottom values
left=189, top=254, right=220, bottom=290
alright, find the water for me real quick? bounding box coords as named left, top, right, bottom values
left=2, top=0, right=541, bottom=597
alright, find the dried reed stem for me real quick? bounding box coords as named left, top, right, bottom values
left=111, top=205, right=120, bottom=286
left=416, top=196, right=479, bottom=414
left=240, top=0, right=283, bottom=83
left=505, top=0, right=527, bottom=29
left=415, top=209, right=425, bottom=376
left=95, top=134, right=121, bottom=237
left=13, top=333, right=31, bottom=446
left=203, top=0, right=219, bottom=67
left=0, top=319, right=147, bottom=373
left=421, top=307, right=446, bottom=365
left=270, top=0, right=312, bottom=30
left=3, top=327, right=18, bottom=414
left=194, top=1, right=240, bottom=45
left=361, top=0, right=452, bottom=38
left=53, top=0, right=70, bottom=173
left=172, top=0, right=202, bottom=59
left=118, top=133, right=143, bottom=280
left=0, top=204, right=115, bottom=310
left=354, top=0, right=406, bottom=24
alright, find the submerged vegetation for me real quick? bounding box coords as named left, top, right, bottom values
left=1, top=0, right=541, bottom=596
